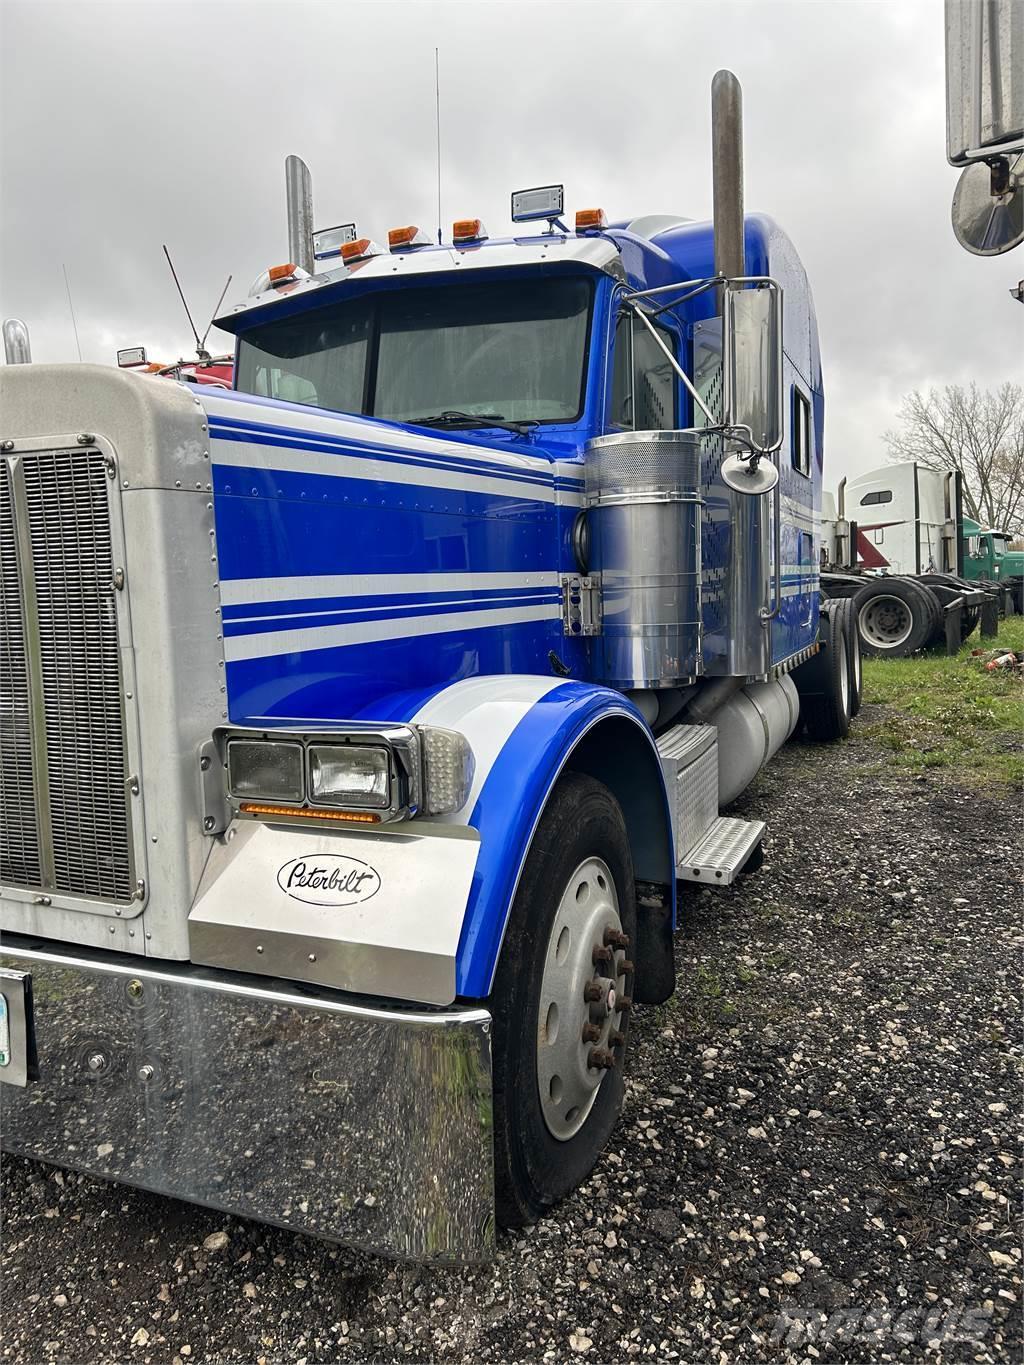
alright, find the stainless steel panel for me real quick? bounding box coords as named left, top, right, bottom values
left=0, top=448, right=133, bottom=902
left=0, top=940, right=495, bottom=1263
left=656, top=723, right=720, bottom=863
left=189, top=820, right=480, bottom=1006
left=217, top=236, right=626, bottom=332
left=585, top=431, right=704, bottom=688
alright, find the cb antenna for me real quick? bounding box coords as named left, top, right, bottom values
left=61, top=263, right=83, bottom=362
left=162, top=244, right=208, bottom=362
left=199, top=274, right=233, bottom=355
left=435, top=46, right=443, bottom=245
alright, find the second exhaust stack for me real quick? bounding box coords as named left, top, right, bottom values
left=712, top=70, right=746, bottom=282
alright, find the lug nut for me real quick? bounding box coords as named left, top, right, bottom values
left=588, top=1047, right=616, bottom=1070
left=620, top=959, right=635, bottom=975
left=617, top=995, right=633, bottom=1013
left=609, top=1030, right=625, bottom=1047
left=581, top=1022, right=601, bottom=1044
left=592, top=945, right=613, bottom=967
left=604, top=928, right=629, bottom=949
left=583, top=979, right=605, bottom=1003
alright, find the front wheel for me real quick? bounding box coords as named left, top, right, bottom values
left=491, top=772, right=637, bottom=1226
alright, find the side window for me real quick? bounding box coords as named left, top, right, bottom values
left=609, top=313, right=677, bottom=430
left=967, top=535, right=982, bottom=557
left=860, top=489, right=893, bottom=506
left=791, top=388, right=811, bottom=475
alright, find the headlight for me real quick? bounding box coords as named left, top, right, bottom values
left=218, top=723, right=474, bottom=825
left=227, top=739, right=305, bottom=803
left=309, top=744, right=391, bottom=809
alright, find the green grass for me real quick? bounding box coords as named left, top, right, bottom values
left=858, top=616, right=1024, bottom=790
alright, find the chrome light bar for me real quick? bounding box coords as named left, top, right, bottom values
left=216, top=723, right=474, bottom=826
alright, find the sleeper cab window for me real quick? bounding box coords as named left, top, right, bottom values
left=791, top=387, right=812, bottom=475
left=859, top=489, right=893, bottom=506
left=609, top=312, right=678, bottom=431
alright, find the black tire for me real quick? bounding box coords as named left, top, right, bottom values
left=793, top=610, right=852, bottom=741
left=852, top=578, right=933, bottom=657
left=491, top=772, right=637, bottom=1227
left=903, top=580, right=944, bottom=649
left=959, top=604, right=980, bottom=641
left=828, top=597, right=863, bottom=717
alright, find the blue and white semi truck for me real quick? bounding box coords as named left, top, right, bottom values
left=0, top=73, right=857, bottom=1261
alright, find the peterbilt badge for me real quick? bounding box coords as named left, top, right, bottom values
left=276, top=855, right=381, bottom=908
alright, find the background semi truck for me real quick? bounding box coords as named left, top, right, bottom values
left=821, top=461, right=1018, bottom=656
left=0, top=73, right=861, bottom=1262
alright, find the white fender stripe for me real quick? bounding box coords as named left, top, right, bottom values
left=412, top=676, right=566, bottom=822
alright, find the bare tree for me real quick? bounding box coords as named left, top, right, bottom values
left=883, top=382, right=1024, bottom=534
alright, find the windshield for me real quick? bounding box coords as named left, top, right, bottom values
left=236, top=277, right=593, bottom=426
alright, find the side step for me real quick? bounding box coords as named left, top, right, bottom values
left=675, top=815, right=764, bottom=886
left=656, top=722, right=764, bottom=885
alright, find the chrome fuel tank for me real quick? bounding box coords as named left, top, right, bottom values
left=585, top=431, right=706, bottom=688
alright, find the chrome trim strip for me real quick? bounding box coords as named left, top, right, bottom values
left=6, top=456, right=55, bottom=886
left=0, top=939, right=495, bottom=1263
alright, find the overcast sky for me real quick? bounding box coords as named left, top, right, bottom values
left=1, top=0, right=1020, bottom=485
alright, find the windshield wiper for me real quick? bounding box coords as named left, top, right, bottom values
left=409, top=409, right=537, bottom=436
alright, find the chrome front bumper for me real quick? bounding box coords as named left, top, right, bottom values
left=0, top=937, right=495, bottom=1262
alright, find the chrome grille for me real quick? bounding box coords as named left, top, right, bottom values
left=0, top=463, right=42, bottom=887
left=0, top=449, right=133, bottom=902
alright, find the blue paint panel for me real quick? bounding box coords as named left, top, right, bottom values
left=212, top=481, right=560, bottom=584
left=224, top=591, right=560, bottom=637
left=226, top=620, right=579, bottom=725
left=223, top=585, right=559, bottom=624
left=210, top=418, right=582, bottom=494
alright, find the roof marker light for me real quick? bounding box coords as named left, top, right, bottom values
left=340, top=237, right=387, bottom=265
left=575, top=207, right=608, bottom=232
left=247, top=263, right=312, bottom=296
left=452, top=218, right=488, bottom=244
left=313, top=222, right=358, bottom=260
left=388, top=225, right=432, bottom=250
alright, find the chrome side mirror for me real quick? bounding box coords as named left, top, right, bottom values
left=722, top=281, right=783, bottom=454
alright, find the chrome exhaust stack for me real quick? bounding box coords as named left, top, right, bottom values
left=3, top=318, right=32, bottom=364
left=712, top=69, right=746, bottom=284
left=285, top=155, right=315, bottom=275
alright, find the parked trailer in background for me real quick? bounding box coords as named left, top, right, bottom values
left=0, top=73, right=860, bottom=1263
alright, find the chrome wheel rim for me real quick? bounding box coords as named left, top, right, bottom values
left=852, top=630, right=862, bottom=696
left=536, top=856, right=630, bottom=1141
left=859, top=595, right=914, bottom=648
left=839, top=635, right=850, bottom=712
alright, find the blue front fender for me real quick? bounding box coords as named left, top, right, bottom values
left=371, top=675, right=676, bottom=999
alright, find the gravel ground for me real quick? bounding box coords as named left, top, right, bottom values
left=2, top=702, right=1021, bottom=1364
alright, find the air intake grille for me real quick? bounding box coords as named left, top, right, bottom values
left=0, top=463, right=42, bottom=887
left=0, top=449, right=133, bottom=902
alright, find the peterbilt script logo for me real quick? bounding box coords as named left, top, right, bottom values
left=276, top=854, right=381, bottom=907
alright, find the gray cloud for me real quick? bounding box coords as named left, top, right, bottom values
left=2, top=0, right=1021, bottom=486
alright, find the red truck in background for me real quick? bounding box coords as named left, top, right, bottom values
left=116, top=345, right=233, bottom=388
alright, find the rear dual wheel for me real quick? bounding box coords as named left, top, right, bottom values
left=827, top=597, right=863, bottom=718
left=794, top=607, right=853, bottom=741
left=491, top=773, right=636, bottom=1226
